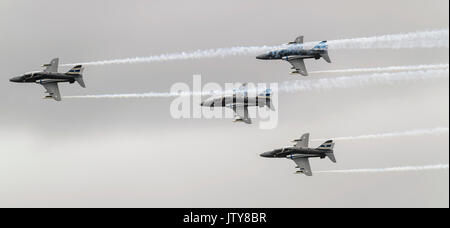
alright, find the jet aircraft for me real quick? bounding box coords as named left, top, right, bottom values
left=200, top=84, right=275, bottom=124
left=10, top=58, right=85, bottom=101
left=256, top=36, right=331, bottom=76
left=260, top=133, right=336, bottom=176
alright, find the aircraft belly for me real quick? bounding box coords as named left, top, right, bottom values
left=292, top=55, right=314, bottom=59
left=224, top=98, right=263, bottom=107
left=36, top=79, right=69, bottom=84
left=231, top=103, right=257, bottom=107
left=287, top=153, right=318, bottom=159
left=45, top=74, right=73, bottom=80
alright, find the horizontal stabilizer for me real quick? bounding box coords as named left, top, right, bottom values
left=75, top=76, right=86, bottom=88
left=321, top=52, right=331, bottom=63
left=266, top=99, right=275, bottom=111
left=325, top=153, right=337, bottom=163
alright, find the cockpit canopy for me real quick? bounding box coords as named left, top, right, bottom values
left=23, top=71, right=40, bottom=76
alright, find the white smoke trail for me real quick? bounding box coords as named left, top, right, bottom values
left=65, top=91, right=202, bottom=99
left=64, top=89, right=232, bottom=99
left=61, top=29, right=449, bottom=66
left=310, top=63, right=449, bottom=74
left=64, top=68, right=449, bottom=99
left=327, top=29, right=449, bottom=49
left=317, top=164, right=449, bottom=174
left=279, top=69, right=448, bottom=93
left=311, top=127, right=449, bottom=142
left=61, top=45, right=282, bottom=66
left=65, top=92, right=188, bottom=99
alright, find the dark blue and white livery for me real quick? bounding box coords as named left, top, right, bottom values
left=260, top=133, right=336, bottom=176
left=200, top=83, right=275, bottom=124
left=10, top=58, right=85, bottom=101
left=256, top=36, right=331, bottom=76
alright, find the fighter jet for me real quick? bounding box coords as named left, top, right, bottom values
left=256, top=36, right=331, bottom=76
left=200, top=84, right=275, bottom=124
left=9, top=58, right=85, bottom=101
left=260, top=133, right=336, bottom=176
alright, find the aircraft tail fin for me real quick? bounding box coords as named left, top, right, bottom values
left=317, top=140, right=336, bottom=163
left=314, top=41, right=331, bottom=63
left=67, top=65, right=83, bottom=75
left=317, top=140, right=335, bottom=150
left=258, top=89, right=275, bottom=111
left=313, top=41, right=328, bottom=50
left=258, top=88, right=271, bottom=97
left=67, top=65, right=86, bottom=88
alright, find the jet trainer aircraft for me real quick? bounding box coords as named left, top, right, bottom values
left=200, top=84, right=275, bottom=124
left=260, top=133, right=336, bottom=176
left=256, top=36, right=331, bottom=76
left=9, top=58, right=85, bottom=101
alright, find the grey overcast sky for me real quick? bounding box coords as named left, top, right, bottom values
left=0, top=0, right=448, bottom=207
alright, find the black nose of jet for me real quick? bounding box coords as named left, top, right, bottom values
left=9, top=76, right=20, bottom=83
left=256, top=54, right=269, bottom=60
left=260, top=152, right=273, bottom=158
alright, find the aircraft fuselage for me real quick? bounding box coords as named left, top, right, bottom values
left=10, top=72, right=77, bottom=84
left=260, top=147, right=333, bottom=159
left=256, top=46, right=327, bottom=60
left=200, top=95, right=271, bottom=108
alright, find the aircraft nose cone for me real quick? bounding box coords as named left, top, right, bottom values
left=256, top=54, right=269, bottom=60
left=260, top=152, right=273, bottom=158
left=9, top=76, right=20, bottom=82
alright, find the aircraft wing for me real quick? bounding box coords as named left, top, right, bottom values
left=288, top=58, right=308, bottom=76
left=41, top=82, right=61, bottom=101
left=295, top=36, right=304, bottom=44
left=293, top=133, right=309, bottom=148
left=287, top=36, right=304, bottom=45
left=42, top=58, right=59, bottom=73
left=228, top=105, right=252, bottom=124
left=293, top=158, right=313, bottom=176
